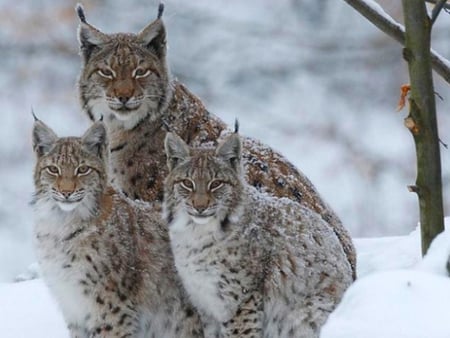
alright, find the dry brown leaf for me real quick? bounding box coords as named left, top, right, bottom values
left=396, top=84, right=411, bottom=111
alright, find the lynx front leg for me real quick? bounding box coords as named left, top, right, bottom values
left=220, top=292, right=263, bottom=338
left=86, top=306, right=142, bottom=338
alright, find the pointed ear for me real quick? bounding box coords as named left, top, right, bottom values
left=137, top=5, right=166, bottom=59
left=216, top=133, right=242, bottom=172
left=81, top=121, right=108, bottom=158
left=164, top=132, right=190, bottom=171
left=76, top=4, right=109, bottom=62
left=33, top=120, right=58, bottom=157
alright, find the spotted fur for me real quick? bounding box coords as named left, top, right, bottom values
left=32, top=120, right=203, bottom=338
left=164, top=132, right=353, bottom=338
left=76, top=4, right=356, bottom=279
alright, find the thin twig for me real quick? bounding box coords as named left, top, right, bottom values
left=435, top=91, right=444, bottom=101
left=431, top=0, right=448, bottom=24
left=426, top=0, right=450, bottom=11
left=343, top=0, right=450, bottom=85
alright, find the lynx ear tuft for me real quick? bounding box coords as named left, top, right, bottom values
left=157, top=3, right=164, bottom=19
left=32, top=119, right=58, bottom=157
left=31, top=107, right=39, bottom=122
left=82, top=121, right=108, bottom=158
left=76, top=4, right=109, bottom=62
left=76, top=3, right=87, bottom=23
left=216, top=133, right=242, bottom=172
left=164, top=132, right=190, bottom=171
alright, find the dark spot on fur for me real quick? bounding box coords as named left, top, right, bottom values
left=146, top=177, right=155, bottom=189
left=156, top=191, right=164, bottom=202
left=185, top=307, right=194, bottom=317
left=252, top=180, right=263, bottom=190
left=117, top=291, right=127, bottom=302
left=118, top=313, right=128, bottom=326
left=137, top=142, right=146, bottom=151
left=130, top=173, right=142, bottom=186
left=220, top=216, right=230, bottom=231
left=111, top=143, right=127, bottom=153
left=167, top=211, right=173, bottom=224
left=64, top=227, right=85, bottom=241
left=290, top=187, right=302, bottom=202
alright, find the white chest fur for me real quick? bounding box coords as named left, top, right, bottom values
left=34, top=203, right=94, bottom=325
left=169, top=212, right=232, bottom=322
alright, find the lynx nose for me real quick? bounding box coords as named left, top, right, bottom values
left=195, top=206, right=207, bottom=214
left=60, top=191, right=73, bottom=199
left=118, top=96, right=130, bottom=104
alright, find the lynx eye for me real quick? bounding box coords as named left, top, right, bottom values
left=46, top=166, right=59, bottom=175
left=208, top=180, right=224, bottom=192
left=180, top=179, right=195, bottom=191
left=76, top=165, right=91, bottom=176
left=133, top=68, right=150, bottom=79
left=98, top=68, right=115, bottom=79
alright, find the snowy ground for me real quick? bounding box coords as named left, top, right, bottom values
left=1, top=220, right=449, bottom=338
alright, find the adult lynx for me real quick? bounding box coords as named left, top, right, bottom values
left=32, top=119, right=203, bottom=337
left=76, top=4, right=356, bottom=278
left=163, top=132, right=352, bottom=338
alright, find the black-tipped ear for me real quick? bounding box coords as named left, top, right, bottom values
left=31, top=108, right=39, bottom=122
left=82, top=121, right=108, bottom=158
left=33, top=120, right=58, bottom=157
left=137, top=6, right=166, bottom=59
left=216, top=133, right=242, bottom=172
left=76, top=4, right=109, bottom=62
left=157, top=3, right=164, bottom=19
left=164, top=132, right=190, bottom=171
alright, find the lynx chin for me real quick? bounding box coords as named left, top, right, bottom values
left=31, top=119, right=203, bottom=338
left=163, top=131, right=353, bottom=338
left=76, top=3, right=356, bottom=279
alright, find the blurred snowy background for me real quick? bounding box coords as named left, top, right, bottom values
left=1, top=0, right=450, bottom=282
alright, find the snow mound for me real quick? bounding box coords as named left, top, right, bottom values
left=322, top=229, right=450, bottom=338
left=0, top=279, right=68, bottom=338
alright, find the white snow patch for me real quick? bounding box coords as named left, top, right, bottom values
left=0, top=279, right=68, bottom=338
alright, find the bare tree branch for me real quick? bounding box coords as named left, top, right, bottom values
left=343, top=0, right=450, bottom=84
left=403, top=0, right=444, bottom=254
left=431, top=0, right=448, bottom=24
left=426, top=0, right=450, bottom=11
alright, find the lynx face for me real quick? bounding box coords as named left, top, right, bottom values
left=77, top=5, right=170, bottom=129
left=164, top=132, right=244, bottom=226
left=32, top=120, right=108, bottom=217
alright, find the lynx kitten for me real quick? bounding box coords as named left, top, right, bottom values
left=75, top=4, right=356, bottom=279
left=32, top=119, right=203, bottom=337
left=163, top=132, right=352, bottom=338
